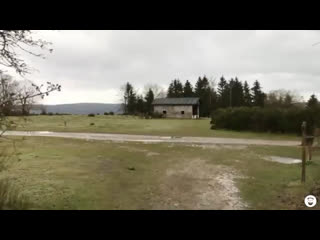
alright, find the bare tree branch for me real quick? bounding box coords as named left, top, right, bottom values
left=0, top=30, right=53, bottom=75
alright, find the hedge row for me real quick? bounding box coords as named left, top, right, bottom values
left=211, top=106, right=320, bottom=134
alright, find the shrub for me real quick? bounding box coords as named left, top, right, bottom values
left=151, top=112, right=163, bottom=119
left=40, top=110, right=47, bottom=115
left=0, top=152, right=30, bottom=210
left=88, top=113, right=95, bottom=117
left=0, top=179, right=29, bottom=210
left=144, top=113, right=152, bottom=119
left=109, top=112, right=114, bottom=115
left=104, top=112, right=109, bottom=115
left=211, top=106, right=319, bottom=134
left=90, top=122, right=95, bottom=126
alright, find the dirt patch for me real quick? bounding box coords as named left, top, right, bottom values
left=118, top=145, right=148, bottom=153
left=151, top=158, right=248, bottom=210
left=117, top=146, right=160, bottom=157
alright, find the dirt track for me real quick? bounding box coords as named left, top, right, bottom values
left=3, top=131, right=300, bottom=146
left=151, top=158, right=248, bottom=210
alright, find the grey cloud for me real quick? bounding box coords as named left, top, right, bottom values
left=5, top=30, right=320, bottom=104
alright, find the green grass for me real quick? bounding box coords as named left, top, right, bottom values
left=9, top=115, right=300, bottom=141
left=0, top=136, right=319, bottom=209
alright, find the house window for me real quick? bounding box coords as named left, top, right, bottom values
left=181, top=111, right=184, bottom=114
left=163, top=111, right=167, bottom=114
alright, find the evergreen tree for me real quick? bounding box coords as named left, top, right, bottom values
left=243, top=81, right=252, bottom=107
left=251, top=80, right=265, bottom=107
left=183, top=80, right=194, bottom=97
left=122, top=82, right=134, bottom=114
left=232, top=77, right=244, bottom=107
left=122, top=82, right=137, bottom=114
left=167, top=82, right=174, bottom=98
left=283, top=93, right=293, bottom=107
left=136, top=95, right=145, bottom=113
left=167, top=79, right=183, bottom=97
left=195, top=76, right=212, bottom=117
left=226, top=78, right=235, bottom=107
left=127, top=87, right=137, bottom=114
left=307, top=94, right=319, bottom=108
left=209, top=86, right=218, bottom=112
left=144, top=88, right=154, bottom=114
left=217, top=76, right=228, bottom=108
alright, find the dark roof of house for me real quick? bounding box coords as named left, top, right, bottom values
left=152, top=97, right=200, bottom=105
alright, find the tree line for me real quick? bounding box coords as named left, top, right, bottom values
left=121, top=76, right=268, bottom=117
left=211, top=93, right=320, bottom=134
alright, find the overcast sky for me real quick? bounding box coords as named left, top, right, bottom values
left=8, top=30, right=320, bottom=104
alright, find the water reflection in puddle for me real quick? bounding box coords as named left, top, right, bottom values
left=263, top=156, right=301, bottom=164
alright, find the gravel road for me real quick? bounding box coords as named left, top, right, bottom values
left=3, top=131, right=300, bottom=146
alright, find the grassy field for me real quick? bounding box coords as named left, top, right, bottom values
left=8, top=115, right=300, bottom=140
left=0, top=136, right=319, bottom=210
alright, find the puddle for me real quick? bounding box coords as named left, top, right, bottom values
left=263, top=156, right=301, bottom=164
left=146, top=152, right=160, bottom=157
left=189, top=144, right=247, bottom=150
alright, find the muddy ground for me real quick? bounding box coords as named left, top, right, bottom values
left=149, top=158, right=248, bottom=210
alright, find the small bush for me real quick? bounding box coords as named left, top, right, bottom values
left=48, top=112, right=54, bottom=116
left=104, top=112, right=109, bottom=115
left=144, top=114, right=152, bottom=119
left=109, top=112, right=114, bottom=115
left=90, top=122, right=95, bottom=126
left=151, top=112, right=163, bottom=119
left=88, top=113, right=95, bottom=117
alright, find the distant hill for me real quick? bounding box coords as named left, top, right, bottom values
left=30, top=103, right=123, bottom=115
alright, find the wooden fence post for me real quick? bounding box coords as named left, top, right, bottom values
left=301, top=121, right=307, bottom=183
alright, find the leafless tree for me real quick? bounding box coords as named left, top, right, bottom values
left=0, top=30, right=61, bottom=137
left=16, top=80, right=38, bottom=115
left=143, top=84, right=166, bottom=98
left=265, top=89, right=303, bottom=108
left=0, top=73, right=19, bottom=116
left=0, top=72, right=60, bottom=135
left=0, top=30, right=53, bottom=75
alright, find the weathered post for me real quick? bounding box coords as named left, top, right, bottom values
left=307, top=136, right=313, bottom=161
left=301, top=121, right=307, bottom=183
